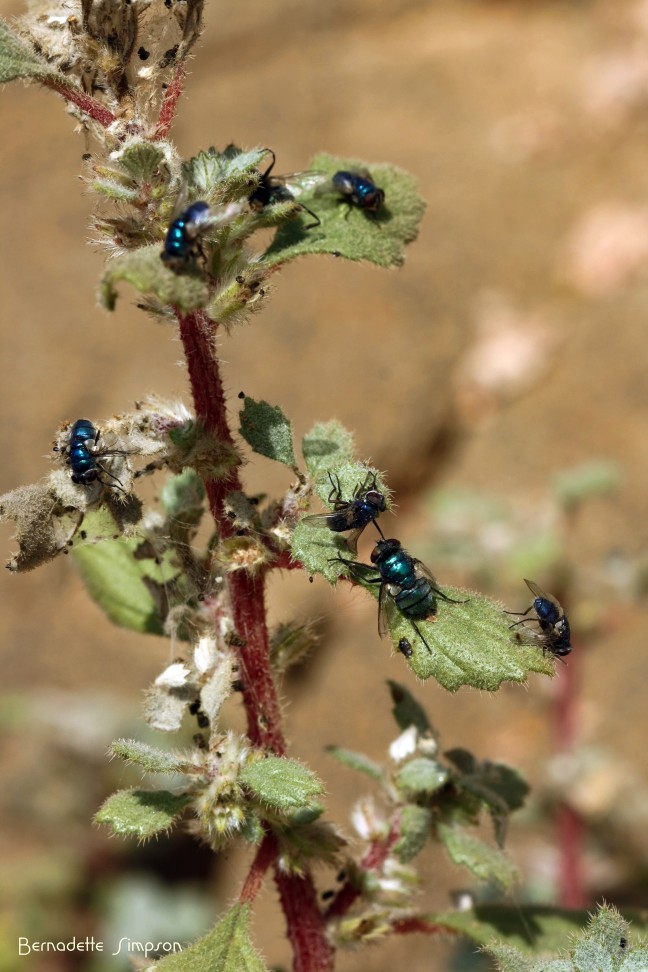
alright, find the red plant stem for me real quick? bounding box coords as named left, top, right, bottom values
left=275, top=870, right=335, bottom=972
left=392, top=918, right=450, bottom=936
left=176, top=308, right=334, bottom=970
left=240, top=832, right=278, bottom=903
left=325, top=821, right=400, bottom=920
left=43, top=79, right=117, bottom=127
left=154, top=62, right=186, bottom=139
left=554, top=643, right=585, bottom=908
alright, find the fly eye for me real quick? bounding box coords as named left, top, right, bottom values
left=366, top=490, right=384, bottom=507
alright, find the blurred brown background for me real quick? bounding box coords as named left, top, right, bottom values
left=2, top=0, right=648, bottom=968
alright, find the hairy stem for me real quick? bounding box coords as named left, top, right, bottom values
left=176, top=308, right=334, bottom=970
left=43, top=79, right=117, bottom=127
left=275, top=870, right=335, bottom=972
left=240, top=832, right=278, bottom=904
left=154, top=62, right=186, bottom=140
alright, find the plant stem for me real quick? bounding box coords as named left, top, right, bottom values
left=240, top=832, right=278, bottom=903
left=154, top=63, right=186, bottom=140
left=43, top=79, right=117, bottom=127
left=275, top=870, right=335, bottom=972
left=176, top=308, right=335, bottom=971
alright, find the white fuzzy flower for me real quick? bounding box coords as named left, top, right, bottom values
left=389, top=726, right=418, bottom=763
left=194, top=635, right=217, bottom=675
left=155, top=662, right=191, bottom=688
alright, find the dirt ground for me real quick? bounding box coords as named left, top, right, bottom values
left=2, top=0, right=648, bottom=969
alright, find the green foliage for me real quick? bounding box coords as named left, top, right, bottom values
left=263, top=153, right=426, bottom=268
left=240, top=756, right=324, bottom=813
left=437, top=824, right=519, bottom=890
left=117, top=141, right=170, bottom=185
left=445, top=748, right=529, bottom=845
left=110, top=738, right=190, bottom=775
left=95, top=789, right=190, bottom=838
left=392, top=804, right=433, bottom=863
left=326, top=746, right=383, bottom=781
left=182, top=145, right=266, bottom=201
left=0, top=19, right=54, bottom=82
left=302, top=420, right=355, bottom=480
left=71, top=533, right=180, bottom=637
left=387, top=680, right=432, bottom=734
left=479, top=904, right=648, bottom=971
left=291, top=460, right=390, bottom=580
left=395, top=757, right=450, bottom=795
left=434, top=904, right=591, bottom=955
left=100, top=245, right=210, bottom=312
left=239, top=398, right=297, bottom=469
left=160, top=468, right=206, bottom=519
left=154, top=904, right=266, bottom=972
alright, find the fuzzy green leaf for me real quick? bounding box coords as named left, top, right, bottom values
left=488, top=948, right=570, bottom=972
left=110, top=739, right=189, bottom=775
left=434, top=904, right=592, bottom=955
left=437, top=824, right=518, bottom=890
left=0, top=19, right=55, bottom=82
left=396, top=757, right=449, bottom=795
left=291, top=461, right=390, bottom=581
left=387, top=680, right=432, bottom=735
left=263, top=153, right=426, bottom=269
left=116, top=140, right=169, bottom=184
left=239, top=398, right=296, bottom=468
left=160, top=468, right=206, bottom=519
left=326, top=746, right=383, bottom=781
left=95, top=789, right=190, bottom=838
left=340, top=567, right=555, bottom=690
left=182, top=145, right=266, bottom=200
left=393, top=805, right=432, bottom=863
left=92, top=178, right=139, bottom=201
left=302, top=420, right=355, bottom=479
left=71, top=534, right=179, bottom=637
left=100, top=245, right=209, bottom=312
left=154, top=904, right=266, bottom=972
left=240, top=757, right=324, bottom=812
left=466, top=903, right=648, bottom=970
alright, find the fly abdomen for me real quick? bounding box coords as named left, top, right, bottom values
left=394, top=577, right=436, bottom=619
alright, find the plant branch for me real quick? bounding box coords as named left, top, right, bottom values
left=275, top=869, right=335, bottom=972
left=176, top=308, right=335, bottom=971
left=325, top=820, right=400, bottom=921
left=42, top=79, right=117, bottom=128
left=154, top=62, right=186, bottom=140
left=240, top=831, right=278, bottom=903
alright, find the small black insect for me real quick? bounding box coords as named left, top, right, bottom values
left=507, top=579, right=572, bottom=658
left=397, top=637, right=413, bottom=658
left=249, top=150, right=321, bottom=229
left=302, top=470, right=386, bottom=553
left=620, top=937, right=627, bottom=950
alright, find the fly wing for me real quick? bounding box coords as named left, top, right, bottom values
left=282, top=171, right=328, bottom=196
left=301, top=512, right=338, bottom=529
left=414, top=560, right=467, bottom=605
left=523, top=578, right=563, bottom=616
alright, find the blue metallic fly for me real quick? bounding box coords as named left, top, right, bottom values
left=334, top=538, right=466, bottom=653
left=332, top=170, right=385, bottom=214
left=249, top=150, right=321, bottom=229
left=64, top=419, right=126, bottom=492
left=161, top=201, right=213, bottom=272
left=301, top=470, right=386, bottom=553
left=507, top=578, right=572, bottom=658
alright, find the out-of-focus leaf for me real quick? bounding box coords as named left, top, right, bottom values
left=302, top=421, right=355, bottom=480
left=100, top=245, right=209, bottom=312
left=396, top=758, right=449, bottom=796
left=437, top=824, right=518, bottom=890
left=326, top=746, right=383, bottom=781
left=0, top=19, right=57, bottom=82
left=387, top=680, right=432, bottom=735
